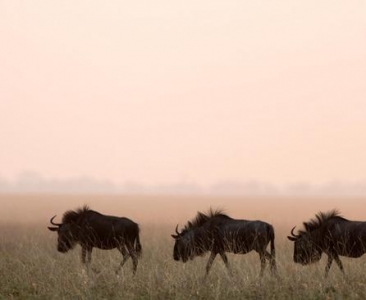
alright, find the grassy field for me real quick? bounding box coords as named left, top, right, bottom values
left=2, top=223, right=366, bottom=299
left=1, top=195, right=366, bottom=299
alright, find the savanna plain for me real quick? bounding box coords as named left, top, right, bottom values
left=1, top=195, right=366, bottom=299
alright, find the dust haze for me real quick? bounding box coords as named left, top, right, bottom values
left=1, top=194, right=364, bottom=235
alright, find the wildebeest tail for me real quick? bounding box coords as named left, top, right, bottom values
left=269, top=226, right=275, bottom=257
left=268, top=225, right=277, bottom=273
left=134, top=227, right=142, bottom=257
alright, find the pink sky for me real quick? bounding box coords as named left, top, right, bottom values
left=1, top=1, right=365, bottom=186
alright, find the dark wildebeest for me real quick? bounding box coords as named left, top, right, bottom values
left=48, top=206, right=141, bottom=274
left=287, top=210, right=366, bottom=277
left=171, top=209, right=277, bottom=276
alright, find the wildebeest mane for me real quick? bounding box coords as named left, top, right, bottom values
left=298, top=209, right=347, bottom=235
left=182, top=208, right=230, bottom=233
left=62, top=205, right=92, bottom=224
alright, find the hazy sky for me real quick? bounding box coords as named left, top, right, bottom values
left=1, top=1, right=365, bottom=186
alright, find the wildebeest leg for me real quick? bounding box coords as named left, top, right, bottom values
left=116, top=255, right=130, bottom=274
left=334, top=255, right=345, bottom=275
left=131, top=255, right=138, bottom=275
left=81, top=247, right=91, bottom=266
left=81, top=247, right=86, bottom=264
left=81, top=247, right=93, bottom=273
left=219, top=252, right=232, bottom=276
left=264, top=251, right=277, bottom=276
left=325, top=255, right=333, bottom=278
left=87, top=248, right=92, bottom=264
left=127, top=245, right=139, bottom=275
left=116, top=247, right=130, bottom=274
left=205, top=251, right=217, bottom=275
left=259, top=252, right=266, bottom=277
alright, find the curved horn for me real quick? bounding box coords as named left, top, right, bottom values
left=291, top=226, right=299, bottom=237
left=175, top=224, right=180, bottom=235
left=50, top=215, right=62, bottom=226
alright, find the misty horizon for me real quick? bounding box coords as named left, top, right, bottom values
left=1, top=171, right=366, bottom=196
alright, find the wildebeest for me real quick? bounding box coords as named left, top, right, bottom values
left=287, top=209, right=366, bottom=277
left=171, top=209, right=277, bottom=276
left=48, top=205, right=141, bottom=274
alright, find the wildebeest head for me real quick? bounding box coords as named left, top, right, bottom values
left=287, top=227, right=322, bottom=265
left=171, top=225, right=195, bottom=263
left=48, top=216, right=78, bottom=253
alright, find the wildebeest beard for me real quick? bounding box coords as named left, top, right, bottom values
left=293, top=236, right=322, bottom=265
left=56, top=224, right=78, bottom=253
left=173, top=227, right=213, bottom=262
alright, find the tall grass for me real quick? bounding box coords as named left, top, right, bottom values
left=1, top=223, right=366, bottom=299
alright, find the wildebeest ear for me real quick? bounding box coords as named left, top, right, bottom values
left=48, top=226, right=58, bottom=232
left=171, top=234, right=179, bottom=239
left=287, top=236, right=297, bottom=241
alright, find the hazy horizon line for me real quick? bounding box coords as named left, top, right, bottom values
left=1, top=171, right=366, bottom=196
